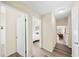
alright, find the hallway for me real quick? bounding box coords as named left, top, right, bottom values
left=0, top=1, right=79, bottom=57
left=32, top=42, right=72, bottom=57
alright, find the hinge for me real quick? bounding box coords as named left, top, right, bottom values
left=25, top=18, right=26, bottom=22
left=25, top=50, right=27, bottom=53
left=16, top=36, right=17, bottom=39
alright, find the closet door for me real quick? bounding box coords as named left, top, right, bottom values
left=16, top=11, right=25, bottom=57
left=72, top=4, right=79, bottom=57
left=0, top=5, right=6, bottom=57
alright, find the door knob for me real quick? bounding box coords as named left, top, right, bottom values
left=1, top=26, right=3, bottom=29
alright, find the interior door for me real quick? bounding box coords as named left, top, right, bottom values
left=72, top=5, right=79, bottom=57
left=16, top=11, right=25, bottom=57
left=0, top=5, right=6, bottom=57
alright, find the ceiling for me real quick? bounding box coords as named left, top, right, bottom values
left=22, top=1, right=74, bottom=19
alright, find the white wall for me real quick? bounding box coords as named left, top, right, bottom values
left=26, top=16, right=32, bottom=57
left=67, top=15, right=72, bottom=48
left=56, top=18, right=68, bottom=26
left=42, top=12, right=56, bottom=52
left=3, top=2, right=40, bottom=18
left=5, top=6, right=17, bottom=56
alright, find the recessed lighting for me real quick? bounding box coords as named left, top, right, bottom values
left=59, top=10, right=64, bottom=13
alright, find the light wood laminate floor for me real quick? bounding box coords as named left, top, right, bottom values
left=32, top=42, right=72, bottom=57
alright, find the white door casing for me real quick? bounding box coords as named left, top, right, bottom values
left=42, top=13, right=56, bottom=52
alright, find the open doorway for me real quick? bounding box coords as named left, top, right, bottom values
left=32, top=16, right=41, bottom=56
left=54, top=10, right=72, bottom=57
left=57, top=26, right=66, bottom=45
left=32, top=16, right=41, bottom=47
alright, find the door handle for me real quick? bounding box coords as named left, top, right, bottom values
left=1, top=26, right=3, bottom=30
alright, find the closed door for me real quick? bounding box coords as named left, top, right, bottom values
left=72, top=5, right=79, bottom=57
left=16, top=11, right=26, bottom=57
left=0, top=4, right=17, bottom=57
left=0, top=5, right=6, bottom=57
left=72, top=16, right=79, bottom=56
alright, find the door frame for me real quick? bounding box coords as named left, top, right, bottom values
left=32, top=16, right=42, bottom=48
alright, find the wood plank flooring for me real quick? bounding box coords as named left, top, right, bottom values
left=8, top=41, right=72, bottom=57
left=32, top=43, right=54, bottom=57
left=52, top=43, right=72, bottom=57
left=32, top=42, right=72, bottom=57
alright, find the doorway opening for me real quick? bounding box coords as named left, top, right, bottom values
left=32, top=16, right=41, bottom=56
left=54, top=10, right=72, bottom=57
left=57, top=26, right=66, bottom=45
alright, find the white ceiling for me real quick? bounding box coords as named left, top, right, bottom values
left=22, top=1, right=74, bottom=19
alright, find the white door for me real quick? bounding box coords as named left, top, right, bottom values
left=72, top=4, right=79, bottom=57
left=16, top=11, right=26, bottom=57
left=0, top=5, right=6, bottom=57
